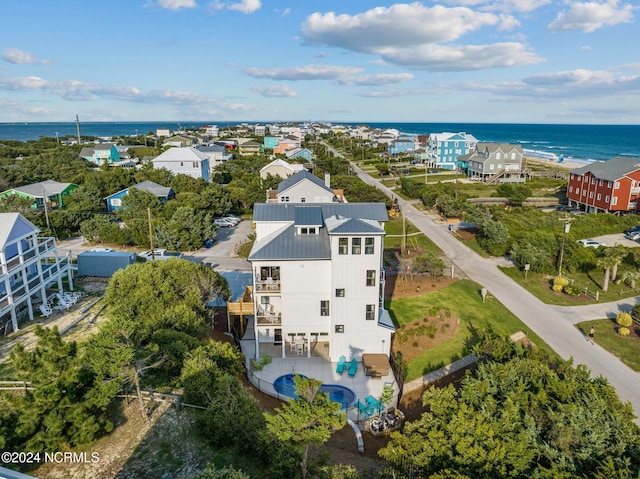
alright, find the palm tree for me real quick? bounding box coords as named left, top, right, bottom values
left=597, top=254, right=619, bottom=292
left=621, top=271, right=640, bottom=289
left=607, top=246, right=627, bottom=282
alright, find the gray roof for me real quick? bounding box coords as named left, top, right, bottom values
left=132, top=180, right=173, bottom=197
left=253, top=202, right=388, bottom=222
left=0, top=213, right=38, bottom=248
left=294, top=206, right=323, bottom=226
left=197, top=145, right=226, bottom=153
left=249, top=224, right=331, bottom=261
left=570, top=156, right=640, bottom=181
left=326, top=216, right=385, bottom=234
left=9, top=180, right=76, bottom=198
left=94, top=143, right=114, bottom=150
left=460, top=143, right=523, bottom=163
left=277, top=170, right=333, bottom=195
left=79, top=147, right=95, bottom=158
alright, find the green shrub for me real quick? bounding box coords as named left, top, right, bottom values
left=616, top=312, right=633, bottom=328
left=619, top=327, right=630, bottom=336
left=563, top=283, right=581, bottom=296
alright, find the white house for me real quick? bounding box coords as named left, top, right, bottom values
left=245, top=202, right=394, bottom=363
left=269, top=170, right=338, bottom=204
left=260, top=159, right=304, bottom=180
left=196, top=145, right=233, bottom=172
left=0, top=213, right=73, bottom=334
left=151, top=146, right=210, bottom=181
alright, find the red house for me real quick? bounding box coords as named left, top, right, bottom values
left=567, top=156, right=640, bottom=214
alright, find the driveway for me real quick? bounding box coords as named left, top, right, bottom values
left=324, top=142, right=640, bottom=421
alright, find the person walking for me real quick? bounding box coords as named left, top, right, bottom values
left=588, top=327, right=595, bottom=344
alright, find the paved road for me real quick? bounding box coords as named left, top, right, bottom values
left=328, top=143, right=640, bottom=419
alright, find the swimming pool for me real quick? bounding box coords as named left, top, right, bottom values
left=272, top=374, right=356, bottom=410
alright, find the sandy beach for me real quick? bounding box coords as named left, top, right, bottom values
left=525, top=156, right=594, bottom=171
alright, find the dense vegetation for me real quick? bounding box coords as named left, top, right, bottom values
left=379, top=334, right=640, bottom=479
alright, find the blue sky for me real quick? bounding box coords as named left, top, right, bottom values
left=0, top=0, right=638, bottom=124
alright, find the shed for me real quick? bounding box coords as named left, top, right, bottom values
left=362, top=353, right=390, bottom=379
left=77, top=251, right=136, bottom=277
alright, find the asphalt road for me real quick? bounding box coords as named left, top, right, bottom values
left=326, top=142, right=640, bottom=420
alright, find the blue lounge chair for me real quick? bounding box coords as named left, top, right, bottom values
left=348, top=358, right=358, bottom=376
left=356, top=400, right=373, bottom=419
left=336, top=355, right=347, bottom=374
left=366, top=395, right=382, bottom=415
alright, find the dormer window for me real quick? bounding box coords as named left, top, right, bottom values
left=299, top=227, right=317, bottom=235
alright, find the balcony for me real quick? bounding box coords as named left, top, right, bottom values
left=256, top=304, right=281, bottom=326
left=631, top=188, right=640, bottom=195
left=255, top=278, right=280, bottom=293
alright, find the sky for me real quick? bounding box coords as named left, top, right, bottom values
left=0, top=0, right=638, bottom=124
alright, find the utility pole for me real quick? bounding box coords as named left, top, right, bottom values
left=557, top=216, right=573, bottom=277
left=75, top=114, right=81, bottom=144
left=42, top=187, right=50, bottom=230
left=55, top=132, right=59, bottom=143
left=402, top=206, right=406, bottom=254
left=147, top=208, right=155, bottom=260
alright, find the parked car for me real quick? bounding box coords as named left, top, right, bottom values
left=625, top=231, right=640, bottom=241
left=137, top=249, right=182, bottom=261
left=427, top=169, right=440, bottom=174
left=625, top=225, right=640, bottom=234
left=90, top=247, right=114, bottom=252
left=214, top=218, right=236, bottom=227
left=577, top=239, right=606, bottom=248
left=222, top=213, right=242, bottom=224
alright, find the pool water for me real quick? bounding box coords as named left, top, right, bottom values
left=273, top=374, right=356, bottom=410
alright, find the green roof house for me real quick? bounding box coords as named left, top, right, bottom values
left=0, top=180, right=78, bottom=209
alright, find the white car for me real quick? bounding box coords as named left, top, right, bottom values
left=138, top=249, right=182, bottom=260
left=214, top=218, right=236, bottom=227
left=578, top=239, right=606, bottom=248
left=223, top=213, right=242, bottom=223
left=90, top=247, right=114, bottom=252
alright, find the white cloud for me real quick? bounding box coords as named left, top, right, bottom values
left=227, top=0, right=261, bottom=13
left=377, top=42, right=543, bottom=71
left=337, top=73, right=414, bottom=86
left=156, top=0, right=197, bottom=10
left=251, top=84, right=298, bottom=97
left=0, top=76, right=50, bottom=90
left=2, top=48, right=50, bottom=65
left=548, top=0, right=634, bottom=33
left=299, top=3, right=540, bottom=71
left=440, top=0, right=552, bottom=13
left=244, top=64, right=362, bottom=80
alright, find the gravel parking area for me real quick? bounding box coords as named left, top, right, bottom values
left=590, top=233, right=640, bottom=248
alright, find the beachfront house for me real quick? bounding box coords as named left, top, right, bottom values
left=0, top=180, right=78, bottom=209
left=237, top=202, right=394, bottom=363
left=284, top=147, right=313, bottom=162
left=461, top=143, right=525, bottom=183
left=260, top=159, right=305, bottom=180
left=428, top=132, right=477, bottom=171
left=151, top=146, right=210, bottom=181
left=79, top=143, right=121, bottom=166
left=105, top=180, right=175, bottom=212
left=0, top=213, right=73, bottom=334
left=566, top=156, right=640, bottom=214
left=387, top=136, right=416, bottom=156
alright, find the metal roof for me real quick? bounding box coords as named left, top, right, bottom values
left=326, top=216, right=385, bottom=234
left=276, top=170, right=332, bottom=194
left=253, top=202, right=388, bottom=222
left=0, top=213, right=39, bottom=248
left=570, top=156, right=640, bottom=182
left=132, top=180, right=172, bottom=197
left=249, top=224, right=331, bottom=261
left=294, top=206, right=323, bottom=226
left=8, top=180, right=76, bottom=198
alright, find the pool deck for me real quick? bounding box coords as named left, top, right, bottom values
left=240, top=337, right=400, bottom=422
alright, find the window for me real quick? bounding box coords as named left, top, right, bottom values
left=300, top=227, right=316, bottom=235
left=496, top=152, right=501, bottom=160
left=335, top=289, right=345, bottom=297
left=606, top=195, right=610, bottom=202
left=365, top=237, right=374, bottom=254
left=320, top=300, right=330, bottom=316
left=589, top=192, right=594, bottom=199
left=259, top=266, right=280, bottom=281
left=599, top=180, right=603, bottom=186
left=338, top=238, right=348, bottom=255
left=111, top=198, right=122, bottom=206
left=592, top=178, right=596, bottom=185
left=335, top=325, right=344, bottom=333
left=597, top=193, right=602, bottom=201
left=301, top=197, right=306, bottom=203
left=261, top=296, right=270, bottom=305
left=366, top=304, right=375, bottom=321
left=608, top=181, right=613, bottom=188
left=180, top=162, right=184, bottom=167
left=352, top=238, right=361, bottom=254
left=569, top=186, right=573, bottom=193
left=193, top=162, right=198, bottom=168
left=614, top=181, right=620, bottom=189
left=366, top=270, right=376, bottom=286
left=612, top=197, right=618, bottom=205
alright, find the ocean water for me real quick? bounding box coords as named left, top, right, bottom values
left=1, top=121, right=639, bottom=163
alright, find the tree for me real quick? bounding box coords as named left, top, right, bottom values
left=379, top=342, right=640, bottom=478
left=597, top=254, right=619, bottom=292
left=607, top=246, right=627, bottom=282
left=265, top=376, right=345, bottom=479
left=476, top=219, right=509, bottom=256
left=9, top=326, right=112, bottom=451
left=193, top=464, right=251, bottom=479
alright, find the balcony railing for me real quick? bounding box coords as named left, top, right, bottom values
left=256, top=312, right=282, bottom=326
left=255, top=279, right=280, bottom=292
left=631, top=188, right=640, bottom=195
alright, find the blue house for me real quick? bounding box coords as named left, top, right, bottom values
left=387, top=136, right=416, bottom=156
left=79, top=143, right=121, bottom=166
left=285, top=147, right=312, bottom=162
left=264, top=136, right=279, bottom=150
left=428, top=132, right=478, bottom=171
left=105, top=180, right=174, bottom=212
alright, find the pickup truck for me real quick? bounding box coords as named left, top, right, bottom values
left=137, top=249, right=182, bottom=261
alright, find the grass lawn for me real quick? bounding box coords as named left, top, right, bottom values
left=387, top=279, right=557, bottom=381
left=380, top=178, right=399, bottom=187
left=500, top=266, right=640, bottom=305
left=458, top=237, right=490, bottom=258
left=576, top=319, right=640, bottom=371
left=384, top=217, right=441, bottom=254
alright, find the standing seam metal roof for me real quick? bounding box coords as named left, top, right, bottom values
left=253, top=202, right=388, bottom=222
left=570, top=156, right=640, bottom=182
